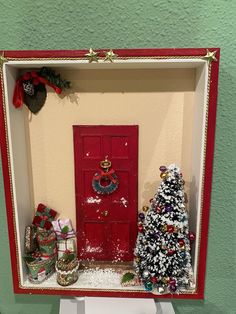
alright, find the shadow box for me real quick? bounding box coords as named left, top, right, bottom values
left=0, top=48, right=220, bottom=299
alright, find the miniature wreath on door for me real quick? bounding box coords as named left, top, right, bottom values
left=92, top=157, right=119, bottom=195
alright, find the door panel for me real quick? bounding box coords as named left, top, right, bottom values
left=74, top=125, right=138, bottom=261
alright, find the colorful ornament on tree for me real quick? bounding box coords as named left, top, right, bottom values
left=138, top=212, right=145, bottom=220
left=13, top=67, right=70, bottom=114
left=142, top=206, right=149, bottom=212
left=92, top=157, right=118, bottom=195
left=134, top=164, right=195, bottom=294
left=189, top=232, right=196, bottom=242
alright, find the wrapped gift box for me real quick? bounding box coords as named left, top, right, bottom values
left=32, top=203, right=57, bottom=230
left=52, top=219, right=75, bottom=240
left=57, top=238, right=77, bottom=259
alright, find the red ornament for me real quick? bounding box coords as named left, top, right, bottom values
left=151, top=277, right=158, bottom=284
left=167, top=225, right=175, bottom=233
left=178, top=239, right=185, bottom=247
left=156, top=206, right=162, bottom=213
left=138, top=224, right=144, bottom=233
left=167, top=249, right=175, bottom=256
left=189, top=232, right=196, bottom=242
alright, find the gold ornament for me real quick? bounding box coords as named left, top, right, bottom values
left=85, top=48, right=99, bottom=63
left=135, top=257, right=140, bottom=263
left=162, top=277, right=170, bottom=284
left=0, top=52, right=8, bottom=68
left=142, top=206, right=149, bottom=212
left=162, top=225, right=167, bottom=232
left=160, top=172, right=169, bottom=179
left=203, top=49, right=217, bottom=63
left=104, top=49, right=118, bottom=62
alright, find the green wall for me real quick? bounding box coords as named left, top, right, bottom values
left=0, top=1, right=235, bottom=313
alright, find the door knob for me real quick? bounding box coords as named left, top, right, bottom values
left=101, top=210, right=109, bottom=217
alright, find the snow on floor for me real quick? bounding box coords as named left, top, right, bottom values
left=23, top=267, right=145, bottom=291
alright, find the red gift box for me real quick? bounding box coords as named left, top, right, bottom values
left=32, top=203, right=57, bottom=230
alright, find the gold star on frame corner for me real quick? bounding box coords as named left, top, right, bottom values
left=85, top=48, right=99, bottom=63
left=0, top=52, right=8, bottom=68
left=104, top=49, right=118, bottom=62
left=203, top=49, right=217, bottom=63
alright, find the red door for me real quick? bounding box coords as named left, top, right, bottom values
left=73, top=125, right=138, bottom=261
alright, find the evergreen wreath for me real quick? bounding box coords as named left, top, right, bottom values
left=92, top=169, right=118, bottom=195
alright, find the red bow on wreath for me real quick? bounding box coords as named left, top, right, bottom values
left=94, top=169, right=118, bottom=184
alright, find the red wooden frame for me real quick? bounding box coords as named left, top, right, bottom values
left=0, top=48, right=220, bottom=299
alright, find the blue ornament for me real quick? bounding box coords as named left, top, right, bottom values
left=180, top=251, right=186, bottom=258
left=145, top=281, right=153, bottom=291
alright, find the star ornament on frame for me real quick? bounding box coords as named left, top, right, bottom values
left=203, top=49, right=217, bottom=63
left=0, top=52, right=8, bottom=68
left=85, top=48, right=99, bottom=63
left=104, top=49, right=118, bottom=62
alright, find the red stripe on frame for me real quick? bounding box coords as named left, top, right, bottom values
left=1, top=48, right=219, bottom=59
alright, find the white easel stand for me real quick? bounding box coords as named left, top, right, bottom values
left=59, top=297, right=175, bottom=314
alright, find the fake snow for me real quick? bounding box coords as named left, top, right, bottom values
left=120, top=197, right=128, bottom=207
left=86, top=196, right=102, bottom=204
left=78, top=268, right=121, bottom=288
left=85, top=245, right=103, bottom=253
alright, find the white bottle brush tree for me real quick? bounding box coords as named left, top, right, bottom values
left=134, top=164, right=195, bottom=294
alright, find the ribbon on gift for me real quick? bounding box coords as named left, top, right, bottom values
left=13, top=71, right=62, bottom=108
left=94, top=169, right=118, bottom=184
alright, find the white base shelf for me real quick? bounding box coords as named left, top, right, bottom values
left=59, top=297, right=175, bottom=314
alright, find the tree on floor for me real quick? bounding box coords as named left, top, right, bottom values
left=134, top=164, right=195, bottom=294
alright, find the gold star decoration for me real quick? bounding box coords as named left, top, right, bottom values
left=85, top=48, right=99, bottom=63
left=104, top=49, right=118, bottom=62
left=0, top=52, right=8, bottom=68
left=203, top=49, right=217, bottom=63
